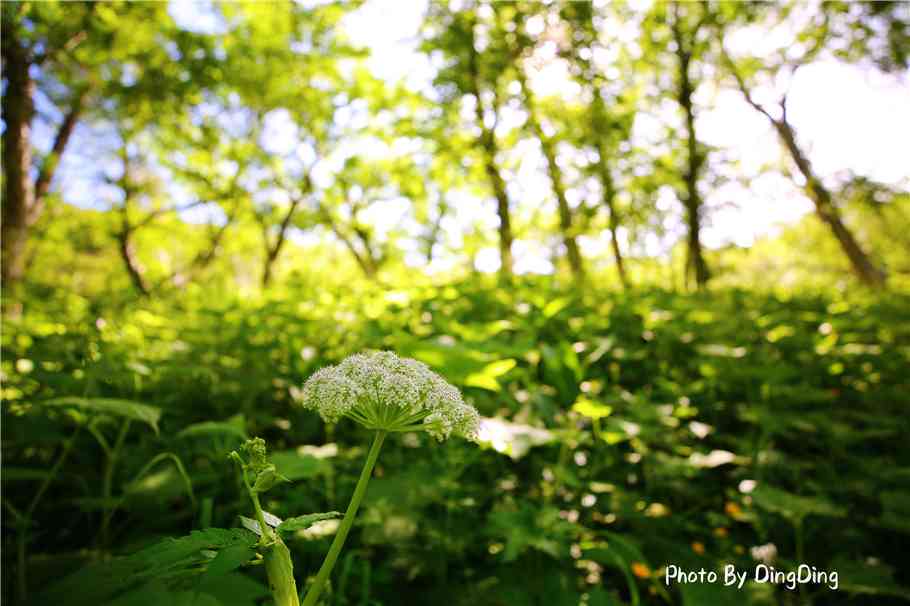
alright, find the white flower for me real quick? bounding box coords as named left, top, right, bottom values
left=300, top=351, right=480, bottom=441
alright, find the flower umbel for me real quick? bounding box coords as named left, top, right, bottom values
left=300, top=351, right=479, bottom=440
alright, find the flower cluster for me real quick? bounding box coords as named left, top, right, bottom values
left=300, top=351, right=479, bottom=441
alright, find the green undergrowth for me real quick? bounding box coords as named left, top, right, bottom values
left=3, top=278, right=909, bottom=605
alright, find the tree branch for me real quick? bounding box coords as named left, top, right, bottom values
left=31, top=89, right=87, bottom=222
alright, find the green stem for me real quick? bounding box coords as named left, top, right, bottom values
left=234, top=460, right=273, bottom=546
left=19, top=425, right=82, bottom=603
left=100, top=419, right=131, bottom=548
left=302, top=431, right=386, bottom=606
left=250, top=489, right=273, bottom=544
left=233, top=450, right=298, bottom=606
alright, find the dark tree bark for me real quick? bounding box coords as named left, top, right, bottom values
left=726, top=58, right=887, bottom=289
left=515, top=70, right=585, bottom=280
left=1, top=10, right=87, bottom=289
left=466, top=21, right=513, bottom=279
left=1, top=23, right=37, bottom=287
left=672, top=5, right=711, bottom=290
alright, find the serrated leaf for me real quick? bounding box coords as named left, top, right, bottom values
left=277, top=511, right=342, bottom=534
left=37, top=528, right=257, bottom=604
left=42, top=397, right=162, bottom=434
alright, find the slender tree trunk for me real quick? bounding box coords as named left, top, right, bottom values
left=773, top=121, right=887, bottom=288
left=423, top=198, right=447, bottom=264
left=516, top=72, right=584, bottom=280
left=725, top=51, right=887, bottom=289
left=466, top=24, right=513, bottom=279
left=605, top=188, right=628, bottom=289
left=587, top=77, right=628, bottom=287
left=673, top=15, right=710, bottom=290
left=115, top=149, right=150, bottom=296
left=261, top=196, right=303, bottom=288
left=1, top=34, right=36, bottom=288
left=594, top=134, right=628, bottom=289
left=352, top=226, right=381, bottom=278
left=329, top=223, right=376, bottom=279
left=117, top=227, right=150, bottom=296
left=569, top=5, right=628, bottom=288
left=317, top=202, right=379, bottom=280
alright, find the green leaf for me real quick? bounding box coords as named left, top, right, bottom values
left=464, top=358, right=517, bottom=391
left=252, top=464, right=289, bottom=493
left=197, top=571, right=270, bottom=605
left=203, top=544, right=255, bottom=578
left=584, top=532, right=651, bottom=606
left=832, top=557, right=909, bottom=597
left=239, top=511, right=283, bottom=537
left=277, top=511, right=342, bottom=534
left=270, top=450, right=328, bottom=481
left=38, top=528, right=258, bottom=604
left=587, top=588, right=623, bottom=606
left=877, top=491, right=910, bottom=534
left=750, top=484, right=846, bottom=523
left=542, top=296, right=571, bottom=319
left=42, top=397, right=162, bottom=434
left=176, top=415, right=247, bottom=441
left=572, top=396, right=613, bottom=419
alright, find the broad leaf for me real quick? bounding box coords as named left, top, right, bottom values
left=42, top=397, right=162, bottom=433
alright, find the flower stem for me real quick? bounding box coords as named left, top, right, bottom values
left=302, top=430, right=386, bottom=606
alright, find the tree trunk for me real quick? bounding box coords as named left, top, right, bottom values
left=332, top=224, right=377, bottom=279
left=114, top=149, right=150, bottom=296
left=261, top=196, right=303, bottom=288
left=773, top=120, right=887, bottom=288
left=672, top=5, right=710, bottom=290
left=1, top=34, right=36, bottom=287
left=466, top=23, right=513, bottom=279
left=569, top=5, right=628, bottom=288
left=595, top=135, right=628, bottom=289
left=724, top=49, right=887, bottom=289
left=516, top=72, right=584, bottom=280
left=674, top=23, right=710, bottom=290
left=605, top=187, right=628, bottom=289
left=117, top=227, right=150, bottom=296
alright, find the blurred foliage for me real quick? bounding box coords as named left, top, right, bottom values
left=3, top=277, right=910, bottom=605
